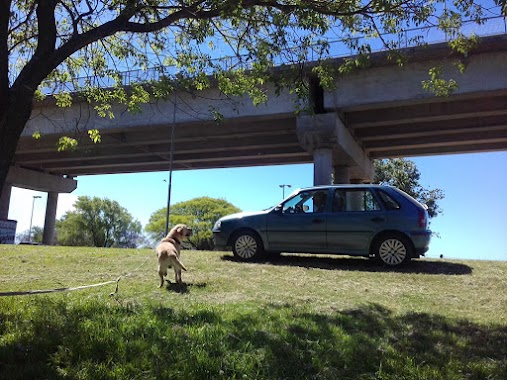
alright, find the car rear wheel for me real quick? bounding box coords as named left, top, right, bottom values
left=374, top=234, right=412, bottom=266
left=232, top=231, right=263, bottom=260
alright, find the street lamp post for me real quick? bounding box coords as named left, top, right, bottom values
left=165, top=89, right=177, bottom=236
left=279, top=184, right=291, bottom=199
left=29, top=195, right=41, bottom=242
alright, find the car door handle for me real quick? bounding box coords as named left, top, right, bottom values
left=371, top=217, right=385, bottom=223
left=312, top=218, right=325, bottom=224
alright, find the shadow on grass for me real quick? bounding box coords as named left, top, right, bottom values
left=221, top=253, right=473, bottom=275
left=0, top=300, right=505, bottom=380
left=163, top=281, right=208, bottom=293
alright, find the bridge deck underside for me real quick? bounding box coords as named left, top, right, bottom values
left=15, top=116, right=311, bottom=176
left=14, top=90, right=507, bottom=177
left=345, top=90, right=507, bottom=158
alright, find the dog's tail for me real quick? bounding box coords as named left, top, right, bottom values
left=169, top=255, right=187, bottom=272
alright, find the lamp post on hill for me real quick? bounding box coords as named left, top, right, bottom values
left=279, top=184, right=291, bottom=199
left=29, top=195, right=41, bottom=242
left=165, top=87, right=178, bottom=236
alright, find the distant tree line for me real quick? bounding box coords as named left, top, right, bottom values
left=56, top=196, right=143, bottom=248
left=145, top=197, right=241, bottom=250
left=19, top=195, right=239, bottom=250
left=18, top=196, right=144, bottom=247
left=373, top=158, right=444, bottom=218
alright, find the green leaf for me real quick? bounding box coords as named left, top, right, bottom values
left=421, top=66, right=459, bottom=97
left=88, top=129, right=101, bottom=144
left=127, top=84, right=150, bottom=114
left=449, top=34, right=480, bottom=56
left=54, top=92, right=73, bottom=108
left=57, top=136, right=78, bottom=152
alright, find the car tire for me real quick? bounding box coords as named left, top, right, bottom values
left=232, top=230, right=264, bottom=260
left=373, top=233, right=412, bottom=266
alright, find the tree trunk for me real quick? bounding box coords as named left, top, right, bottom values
left=0, top=90, right=35, bottom=197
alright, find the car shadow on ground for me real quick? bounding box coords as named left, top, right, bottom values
left=221, top=254, right=472, bottom=275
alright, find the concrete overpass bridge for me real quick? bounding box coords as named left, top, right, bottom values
left=2, top=34, right=507, bottom=244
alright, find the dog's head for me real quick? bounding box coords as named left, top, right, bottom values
left=165, top=223, right=192, bottom=242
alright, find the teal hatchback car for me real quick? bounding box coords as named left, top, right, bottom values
left=212, top=185, right=431, bottom=266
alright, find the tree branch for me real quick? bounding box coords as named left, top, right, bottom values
left=12, top=0, right=435, bottom=97
left=34, top=0, right=58, bottom=59
left=0, top=0, right=12, bottom=110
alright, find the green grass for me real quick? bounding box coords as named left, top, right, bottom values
left=1, top=245, right=506, bottom=379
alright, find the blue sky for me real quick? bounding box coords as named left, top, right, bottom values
left=9, top=151, right=507, bottom=261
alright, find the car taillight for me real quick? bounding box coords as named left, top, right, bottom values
left=418, top=209, right=427, bottom=228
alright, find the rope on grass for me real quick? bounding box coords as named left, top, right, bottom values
left=0, top=251, right=153, bottom=298
left=0, top=277, right=121, bottom=297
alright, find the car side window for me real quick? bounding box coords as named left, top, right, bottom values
left=312, top=191, right=327, bottom=213
left=332, top=189, right=380, bottom=212
left=332, top=190, right=345, bottom=212
left=282, top=190, right=328, bottom=214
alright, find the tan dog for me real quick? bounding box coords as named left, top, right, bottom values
left=156, top=224, right=192, bottom=287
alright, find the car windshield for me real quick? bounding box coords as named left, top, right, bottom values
left=266, top=188, right=302, bottom=211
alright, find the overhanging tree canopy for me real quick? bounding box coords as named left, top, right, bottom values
left=1, top=1, right=505, bottom=196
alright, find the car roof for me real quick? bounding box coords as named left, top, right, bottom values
left=298, top=184, right=389, bottom=191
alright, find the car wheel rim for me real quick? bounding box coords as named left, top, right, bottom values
left=378, top=238, right=407, bottom=265
left=235, top=235, right=258, bottom=259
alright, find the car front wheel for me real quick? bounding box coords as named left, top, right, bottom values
left=373, top=234, right=412, bottom=266
left=232, top=231, right=263, bottom=260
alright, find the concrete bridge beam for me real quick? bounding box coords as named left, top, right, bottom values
left=296, top=113, right=374, bottom=185
left=7, top=166, right=77, bottom=193
left=1, top=167, right=77, bottom=244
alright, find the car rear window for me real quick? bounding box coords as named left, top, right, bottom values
left=377, top=190, right=401, bottom=210
left=390, top=187, right=428, bottom=210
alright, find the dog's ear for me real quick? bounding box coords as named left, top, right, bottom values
left=176, top=225, right=184, bottom=234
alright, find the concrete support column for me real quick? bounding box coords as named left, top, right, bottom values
left=296, top=114, right=336, bottom=186
left=42, top=192, right=58, bottom=245
left=333, top=166, right=350, bottom=184
left=313, top=148, right=333, bottom=185
left=297, top=113, right=374, bottom=185
left=0, top=183, right=12, bottom=219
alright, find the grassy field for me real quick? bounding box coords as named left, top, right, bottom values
left=0, top=245, right=506, bottom=380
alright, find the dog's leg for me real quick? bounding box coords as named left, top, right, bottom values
left=158, top=266, right=167, bottom=288
left=175, top=268, right=182, bottom=284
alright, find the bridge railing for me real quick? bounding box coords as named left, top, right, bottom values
left=319, top=15, right=507, bottom=60
left=56, top=15, right=507, bottom=93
